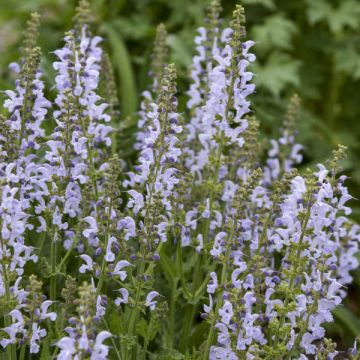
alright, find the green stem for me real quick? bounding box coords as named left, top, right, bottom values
left=0, top=263, right=17, bottom=360
left=203, top=132, right=224, bottom=246
left=180, top=134, right=225, bottom=351
left=179, top=259, right=202, bottom=352
left=168, top=278, right=178, bottom=348
left=0, top=228, right=17, bottom=360
left=111, top=128, right=117, bottom=156
left=179, top=305, right=196, bottom=353
left=50, top=229, right=57, bottom=300
left=19, top=344, right=26, bottom=360
left=123, top=242, right=163, bottom=360
left=272, top=194, right=312, bottom=350
left=96, top=252, right=108, bottom=297
left=124, top=261, right=146, bottom=360
left=102, top=317, right=122, bottom=360
left=17, top=73, right=33, bottom=152
left=55, top=234, right=79, bottom=273
left=285, top=261, right=327, bottom=360
left=177, top=239, right=193, bottom=300
left=202, top=245, right=231, bottom=360
left=37, top=231, right=47, bottom=256
left=96, top=193, right=114, bottom=297
left=142, top=314, right=155, bottom=360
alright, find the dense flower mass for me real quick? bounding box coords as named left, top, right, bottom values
left=0, top=1, right=359, bottom=359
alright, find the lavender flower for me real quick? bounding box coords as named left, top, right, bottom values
left=56, top=282, right=112, bottom=359
left=263, top=94, right=303, bottom=185
left=124, top=63, right=183, bottom=248
left=145, top=291, right=160, bottom=311
left=1, top=276, right=57, bottom=354
left=136, top=23, right=168, bottom=150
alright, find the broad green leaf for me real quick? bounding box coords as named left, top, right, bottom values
left=243, top=0, right=275, bottom=10
left=149, top=319, right=161, bottom=341
left=108, top=309, right=124, bottom=334
left=333, top=306, right=360, bottom=336
left=167, top=34, right=193, bottom=69
left=253, top=52, right=301, bottom=97
left=161, top=0, right=205, bottom=28
left=306, top=0, right=360, bottom=33
left=137, top=317, right=148, bottom=339
left=252, top=15, right=297, bottom=53
left=136, top=316, right=160, bottom=341
left=328, top=0, right=360, bottom=33
left=335, top=45, right=360, bottom=80
left=306, top=0, right=332, bottom=25
left=159, top=251, right=177, bottom=285
left=102, top=23, right=138, bottom=117
left=112, top=15, right=151, bottom=41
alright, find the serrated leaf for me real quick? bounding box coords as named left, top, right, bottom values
left=335, top=45, right=360, bottom=80
left=329, top=0, right=360, bottom=33
left=137, top=317, right=148, bottom=339
left=167, top=34, right=192, bottom=69
left=252, top=15, right=297, bottom=53
left=306, top=0, right=332, bottom=25
left=136, top=316, right=160, bottom=341
left=306, top=0, right=360, bottom=33
left=253, top=52, right=301, bottom=97
left=148, top=319, right=160, bottom=341
left=112, top=16, right=151, bottom=41
left=243, top=0, right=275, bottom=10
left=108, top=309, right=123, bottom=334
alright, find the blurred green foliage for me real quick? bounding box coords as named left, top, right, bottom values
left=0, top=0, right=360, bottom=347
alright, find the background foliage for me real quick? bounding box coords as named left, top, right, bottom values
left=0, top=0, right=360, bottom=352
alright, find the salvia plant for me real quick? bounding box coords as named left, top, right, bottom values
left=0, top=0, right=359, bottom=359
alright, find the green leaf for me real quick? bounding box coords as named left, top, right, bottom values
left=335, top=45, right=360, bottom=80
left=108, top=309, right=124, bottom=334
left=102, top=23, right=138, bottom=117
left=252, top=15, right=297, bottom=53
left=155, top=348, right=185, bottom=359
left=159, top=251, right=177, bottom=285
left=165, top=0, right=205, bottom=28
left=112, top=16, right=151, bottom=41
left=253, top=52, right=301, bottom=97
left=306, top=0, right=332, bottom=25
left=333, top=306, right=360, bottom=336
left=0, top=352, right=10, bottom=360
left=40, top=335, right=51, bottom=360
left=306, top=0, right=360, bottom=33
left=136, top=316, right=160, bottom=341
left=328, top=0, right=360, bottom=33
left=243, top=0, right=275, bottom=10
left=136, top=317, right=148, bottom=339
left=148, top=319, right=161, bottom=341
left=167, top=34, right=192, bottom=69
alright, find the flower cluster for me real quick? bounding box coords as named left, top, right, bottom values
left=56, top=282, right=111, bottom=359
left=0, top=1, right=359, bottom=359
